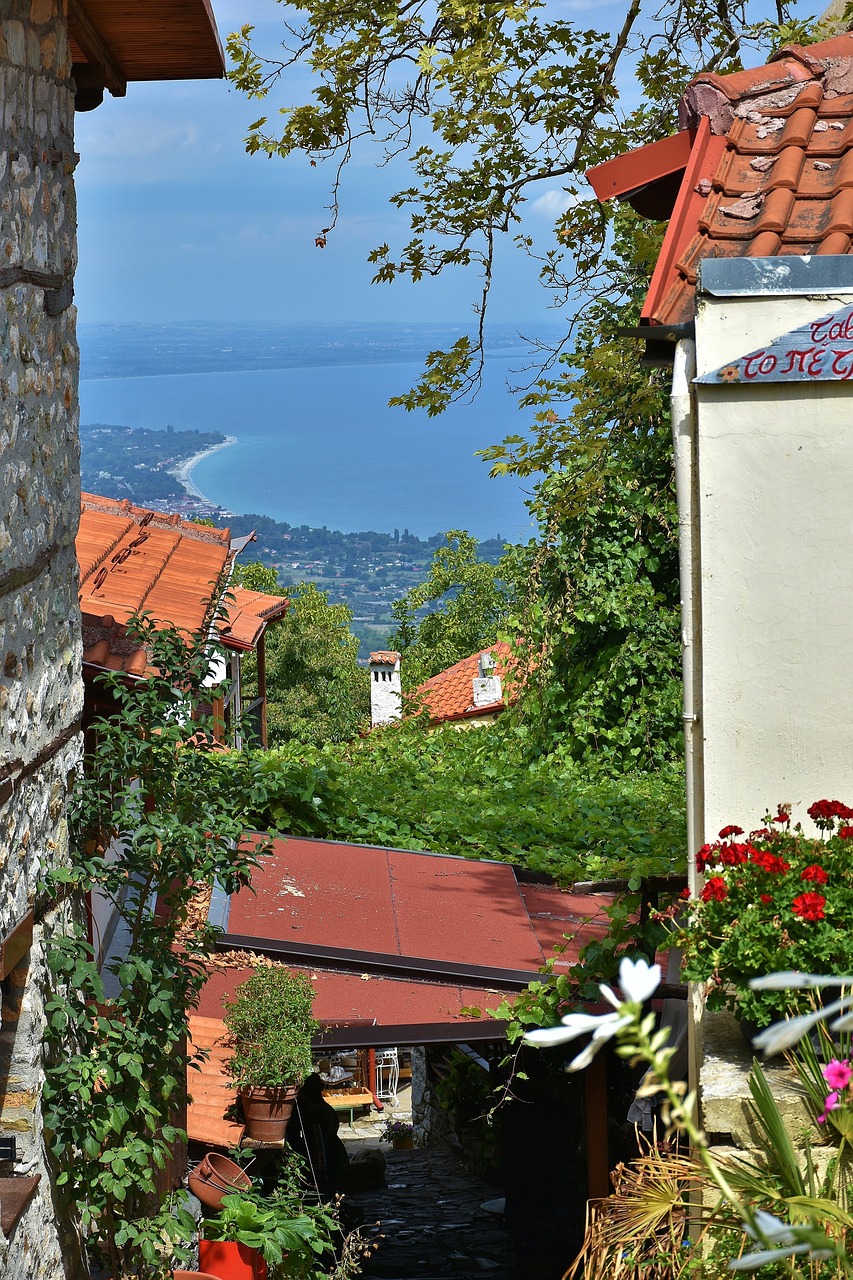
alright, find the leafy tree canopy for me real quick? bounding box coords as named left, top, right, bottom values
left=388, top=530, right=511, bottom=688
left=227, top=0, right=802, bottom=763
left=237, top=577, right=370, bottom=747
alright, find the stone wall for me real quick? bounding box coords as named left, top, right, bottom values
left=0, top=1, right=82, bottom=1275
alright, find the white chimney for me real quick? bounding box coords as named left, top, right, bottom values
left=472, top=650, right=502, bottom=708
left=369, top=651, right=402, bottom=726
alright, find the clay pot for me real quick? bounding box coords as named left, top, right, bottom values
left=188, top=1152, right=253, bottom=1210
left=173, top=1272, right=222, bottom=1279
left=240, top=1086, right=297, bottom=1143
left=198, top=1239, right=268, bottom=1280
left=392, top=1136, right=414, bottom=1151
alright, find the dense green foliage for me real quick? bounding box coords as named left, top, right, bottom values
left=494, top=214, right=682, bottom=765
left=224, top=966, right=317, bottom=1088
left=234, top=572, right=370, bottom=746
left=43, top=619, right=274, bottom=1278
left=388, top=531, right=511, bottom=688
left=239, top=722, right=685, bottom=888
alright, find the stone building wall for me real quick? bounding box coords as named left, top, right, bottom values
left=0, top=1, right=82, bottom=1275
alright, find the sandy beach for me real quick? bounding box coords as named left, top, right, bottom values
left=170, top=435, right=236, bottom=502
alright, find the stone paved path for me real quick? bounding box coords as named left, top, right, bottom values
left=342, top=1146, right=513, bottom=1280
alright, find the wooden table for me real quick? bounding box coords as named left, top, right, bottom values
left=323, top=1088, right=374, bottom=1127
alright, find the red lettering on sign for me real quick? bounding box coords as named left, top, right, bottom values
left=830, top=348, right=853, bottom=379
left=743, top=351, right=769, bottom=379
left=811, top=310, right=853, bottom=345
left=779, top=348, right=813, bottom=375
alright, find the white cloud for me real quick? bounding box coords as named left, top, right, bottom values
left=528, top=188, right=590, bottom=218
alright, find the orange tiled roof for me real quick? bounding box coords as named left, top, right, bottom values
left=415, top=642, right=514, bottom=725
left=588, top=34, right=853, bottom=327
left=369, top=650, right=400, bottom=664
left=219, top=587, right=289, bottom=650
left=78, top=495, right=287, bottom=677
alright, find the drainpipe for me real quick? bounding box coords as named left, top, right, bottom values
left=671, top=336, right=706, bottom=1110
left=670, top=338, right=703, bottom=892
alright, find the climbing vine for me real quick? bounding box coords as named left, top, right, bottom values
left=42, top=617, right=273, bottom=1277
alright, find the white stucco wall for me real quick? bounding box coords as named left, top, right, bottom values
left=694, top=286, right=853, bottom=839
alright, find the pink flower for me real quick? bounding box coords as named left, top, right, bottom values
left=823, top=1059, right=852, bottom=1091
left=817, top=1091, right=841, bottom=1124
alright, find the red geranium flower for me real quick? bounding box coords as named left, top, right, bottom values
left=749, top=848, right=790, bottom=874
left=791, top=892, right=826, bottom=921
left=719, top=843, right=749, bottom=866
left=801, top=864, right=829, bottom=885
left=808, top=799, right=853, bottom=829
left=839, top=826, right=853, bottom=840
left=718, top=825, right=744, bottom=840
left=771, top=807, right=791, bottom=825
left=760, top=894, right=773, bottom=904
left=702, top=877, right=728, bottom=903
left=679, top=887, right=692, bottom=900
left=696, top=843, right=719, bottom=872
left=749, top=828, right=772, bottom=840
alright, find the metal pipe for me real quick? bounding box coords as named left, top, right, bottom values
left=671, top=338, right=703, bottom=890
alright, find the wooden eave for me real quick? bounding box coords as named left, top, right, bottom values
left=70, top=0, right=225, bottom=97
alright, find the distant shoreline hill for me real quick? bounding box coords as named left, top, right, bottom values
left=79, top=421, right=506, bottom=658
left=79, top=422, right=505, bottom=563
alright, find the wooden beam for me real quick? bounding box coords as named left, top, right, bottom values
left=257, top=635, right=268, bottom=749
left=585, top=1052, right=610, bottom=1201
left=0, top=911, right=33, bottom=981
left=68, top=0, right=126, bottom=98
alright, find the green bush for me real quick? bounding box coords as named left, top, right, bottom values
left=224, top=966, right=317, bottom=1088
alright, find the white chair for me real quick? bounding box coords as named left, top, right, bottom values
left=375, top=1047, right=399, bottom=1103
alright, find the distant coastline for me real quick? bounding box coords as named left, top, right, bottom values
left=171, top=435, right=236, bottom=503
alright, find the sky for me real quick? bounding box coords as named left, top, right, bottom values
left=72, top=0, right=573, bottom=327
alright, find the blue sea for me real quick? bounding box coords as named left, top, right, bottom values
left=77, top=322, right=551, bottom=542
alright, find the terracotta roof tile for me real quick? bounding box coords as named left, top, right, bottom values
left=369, top=650, right=401, bottom=664
left=415, top=642, right=514, bottom=725
left=78, top=493, right=232, bottom=677
left=219, top=587, right=289, bottom=651
left=589, top=33, right=853, bottom=326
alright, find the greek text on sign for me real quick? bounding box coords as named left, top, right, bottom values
left=697, top=304, right=853, bottom=384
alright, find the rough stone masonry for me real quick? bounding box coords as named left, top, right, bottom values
left=0, top=1, right=83, bottom=1275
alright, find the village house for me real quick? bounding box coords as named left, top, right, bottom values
left=368, top=641, right=515, bottom=729
left=589, top=27, right=853, bottom=1151
left=0, top=4, right=226, bottom=1273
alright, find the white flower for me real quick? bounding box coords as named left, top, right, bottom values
left=751, top=993, right=853, bottom=1057
left=523, top=957, right=661, bottom=1071
left=749, top=972, right=853, bottom=991
left=728, top=1213, right=834, bottom=1270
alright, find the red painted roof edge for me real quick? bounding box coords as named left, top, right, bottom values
left=586, top=128, right=694, bottom=205
left=643, top=118, right=726, bottom=325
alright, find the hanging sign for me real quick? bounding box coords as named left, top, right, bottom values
left=697, top=303, right=853, bottom=384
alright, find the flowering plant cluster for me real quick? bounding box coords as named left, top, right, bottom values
left=677, top=802, right=853, bottom=1026
left=379, top=1118, right=414, bottom=1143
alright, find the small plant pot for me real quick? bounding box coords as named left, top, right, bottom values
left=392, top=1136, right=414, bottom=1150
left=188, top=1152, right=253, bottom=1210
left=240, top=1085, right=297, bottom=1143
left=198, top=1240, right=268, bottom=1280
left=173, top=1272, right=222, bottom=1279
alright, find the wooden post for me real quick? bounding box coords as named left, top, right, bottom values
left=585, top=1052, right=610, bottom=1201
left=257, top=634, right=268, bottom=748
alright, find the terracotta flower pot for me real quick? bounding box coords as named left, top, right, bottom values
left=198, top=1240, right=267, bottom=1280
left=188, top=1152, right=253, bottom=1210
left=392, top=1135, right=414, bottom=1150
left=240, top=1085, right=297, bottom=1143
left=173, top=1272, right=222, bottom=1279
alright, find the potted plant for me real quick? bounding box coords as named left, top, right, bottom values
left=224, top=966, right=317, bottom=1142
left=677, top=801, right=853, bottom=1028
left=199, top=1191, right=332, bottom=1280
left=380, top=1118, right=414, bottom=1150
